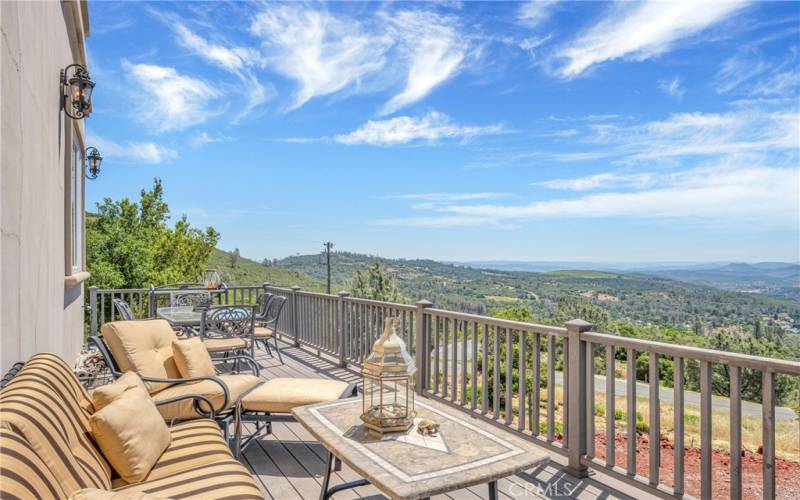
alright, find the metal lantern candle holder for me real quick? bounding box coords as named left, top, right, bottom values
left=203, top=269, right=222, bottom=289
left=361, top=317, right=416, bottom=438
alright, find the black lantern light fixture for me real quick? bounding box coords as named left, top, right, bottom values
left=85, top=147, right=103, bottom=179
left=61, top=63, right=95, bottom=119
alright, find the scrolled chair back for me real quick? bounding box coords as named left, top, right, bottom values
left=111, top=298, right=135, bottom=320
left=171, top=291, right=212, bottom=308
left=263, top=295, right=287, bottom=326
left=200, top=305, right=254, bottom=339
left=255, top=292, right=273, bottom=318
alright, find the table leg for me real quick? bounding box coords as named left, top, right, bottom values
left=488, top=480, right=498, bottom=500
left=319, top=451, right=370, bottom=500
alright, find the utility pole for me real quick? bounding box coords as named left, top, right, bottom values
left=323, top=241, right=334, bottom=294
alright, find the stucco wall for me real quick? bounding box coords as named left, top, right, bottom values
left=1, top=0, right=89, bottom=372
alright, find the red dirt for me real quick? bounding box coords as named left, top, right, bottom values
left=582, top=431, right=800, bottom=499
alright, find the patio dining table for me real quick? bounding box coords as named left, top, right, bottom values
left=156, top=306, right=203, bottom=328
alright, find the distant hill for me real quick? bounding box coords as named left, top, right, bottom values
left=273, top=252, right=800, bottom=332
left=207, top=249, right=325, bottom=291
left=641, top=262, right=800, bottom=300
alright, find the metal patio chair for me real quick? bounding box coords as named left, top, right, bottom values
left=253, top=295, right=286, bottom=363
left=200, top=305, right=256, bottom=363
left=111, top=298, right=134, bottom=320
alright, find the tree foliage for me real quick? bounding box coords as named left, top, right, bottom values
left=86, top=179, right=219, bottom=289
left=349, top=261, right=405, bottom=302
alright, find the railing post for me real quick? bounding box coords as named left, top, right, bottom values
left=337, top=291, right=350, bottom=368
left=415, top=300, right=433, bottom=395
left=291, top=286, right=301, bottom=347
left=262, top=282, right=270, bottom=292
left=148, top=285, right=155, bottom=318
left=565, top=319, right=592, bottom=478
left=89, top=286, right=99, bottom=336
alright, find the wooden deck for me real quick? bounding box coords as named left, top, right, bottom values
left=240, top=340, right=637, bottom=500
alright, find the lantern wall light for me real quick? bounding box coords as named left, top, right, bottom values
left=61, top=63, right=95, bottom=120
left=85, top=147, right=103, bottom=179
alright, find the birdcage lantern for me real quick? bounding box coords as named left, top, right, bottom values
left=361, top=317, right=416, bottom=437
left=203, top=269, right=222, bottom=289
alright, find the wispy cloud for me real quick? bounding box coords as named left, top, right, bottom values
left=250, top=4, right=390, bottom=110
left=517, top=0, right=559, bottom=28
left=658, top=76, right=684, bottom=99
left=171, top=22, right=269, bottom=118
left=122, top=61, right=221, bottom=131
left=380, top=11, right=467, bottom=115
left=92, top=136, right=178, bottom=164
left=534, top=172, right=655, bottom=191
left=383, top=164, right=798, bottom=228
left=190, top=131, right=231, bottom=148
left=333, top=112, right=505, bottom=146
left=554, top=1, right=747, bottom=78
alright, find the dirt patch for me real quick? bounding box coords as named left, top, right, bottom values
left=588, top=431, right=800, bottom=499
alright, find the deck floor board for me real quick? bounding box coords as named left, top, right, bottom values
left=237, top=340, right=635, bottom=500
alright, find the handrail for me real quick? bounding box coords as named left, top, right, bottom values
left=583, top=330, right=800, bottom=375
left=426, top=307, right=568, bottom=337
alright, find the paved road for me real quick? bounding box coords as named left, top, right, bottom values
left=552, top=372, right=798, bottom=422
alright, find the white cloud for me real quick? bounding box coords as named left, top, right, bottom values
left=92, top=136, right=178, bottom=164
left=715, top=51, right=771, bottom=94
left=555, top=1, right=747, bottom=78
left=333, top=112, right=504, bottom=146
left=517, top=0, right=559, bottom=28
left=588, top=108, right=799, bottom=160
left=380, top=11, right=467, bottom=115
left=385, top=164, right=798, bottom=227
left=172, top=23, right=269, bottom=118
left=534, top=172, right=656, bottom=191
left=122, top=61, right=220, bottom=131
left=658, top=76, right=684, bottom=99
left=250, top=4, right=391, bottom=110
left=551, top=151, right=607, bottom=162
left=190, top=131, right=230, bottom=147
left=751, top=69, right=800, bottom=97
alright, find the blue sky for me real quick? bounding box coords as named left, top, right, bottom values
left=86, top=1, right=800, bottom=263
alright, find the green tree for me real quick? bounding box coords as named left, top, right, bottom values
left=553, top=296, right=610, bottom=331
left=230, top=248, right=240, bottom=268
left=86, top=179, right=219, bottom=289
left=349, top=261, right=404, bottom=302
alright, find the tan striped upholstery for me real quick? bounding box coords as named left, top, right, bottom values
left=0, top=427, right=67, bottom=499
left=1, top=353, right=264, bottom=500
left=111, top=420, right=237, bottom=487
left=113, top=459, right=263, bottom=499
left=0, top=353, right=113, bottom=495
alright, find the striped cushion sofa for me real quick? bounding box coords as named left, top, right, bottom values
left=0, top=353, right=264, bottom=500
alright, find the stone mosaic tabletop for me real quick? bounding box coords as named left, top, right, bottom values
left=293, top=397, right=549, bottom=500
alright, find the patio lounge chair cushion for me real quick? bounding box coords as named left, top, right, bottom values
left=91, top=371, right=148, bottom=411
left=0, top=427, right=67, bottom=499
left=90, top=386, right=171, bottom=483
left=172, top=338, right=215, bottom=377
left=242, top=378, right=352, bottom=414
left=111, top=459, right=262, bottom=500
left=202, top=337, right=250, bottom=353
left=0, top=353, right=113, bottom=493
left=151, top=374, right=261, bottom=421
left=253, top=326, right=274, bottom=338
left=70, top=488, right=169, bottom=499
left=101, top=320, right=182, bottom=393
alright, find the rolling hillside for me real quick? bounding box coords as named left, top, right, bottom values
left=273, top=252, right=800, bottom=333
left=207, top=249, right=325, bottom=291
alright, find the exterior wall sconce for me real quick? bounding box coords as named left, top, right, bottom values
left=85, top=147, right=103, bottom=179
left=61, top=64, right=95, bottom=119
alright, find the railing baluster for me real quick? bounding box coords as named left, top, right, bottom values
left=471, top=321, right=478, bottom=411
left=532, top=332, right=541, bottom=436
left=505, top=328, right=513, bottom=425
left=482, top=323, right=489, bottom=414
left=700, top=360, right=712, bottom=500
left=586, top=341, right=595, bottom=459
left=461, top=319, right=467, bottom=406
left=762, top=369, right=775, bottom=500
left=493, top=326, right=501, bottom=421
left=730, top=365, right=741, bottom=500
left=673, top=356, right=684, bottom=497
left=547, top=334, right=555, bottom=441
left=606, top=345, right=615, bottom=467
left=648, top=352, right=660, bottom=485
left=434, top=316, right=440, bottom=395
left=518, top=330, right=526, bottom=431
left=627, top=348, right=637, bottom=477
left=443, top=318, right=449, bottom=399
left=452, top=318, right=458, bottom=402
left=563, top=336, right=569, bottom=448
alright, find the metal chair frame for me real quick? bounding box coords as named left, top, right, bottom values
left=255, top=296, right=286, bottom=363
left=111, top=298, right=135, bottom=321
